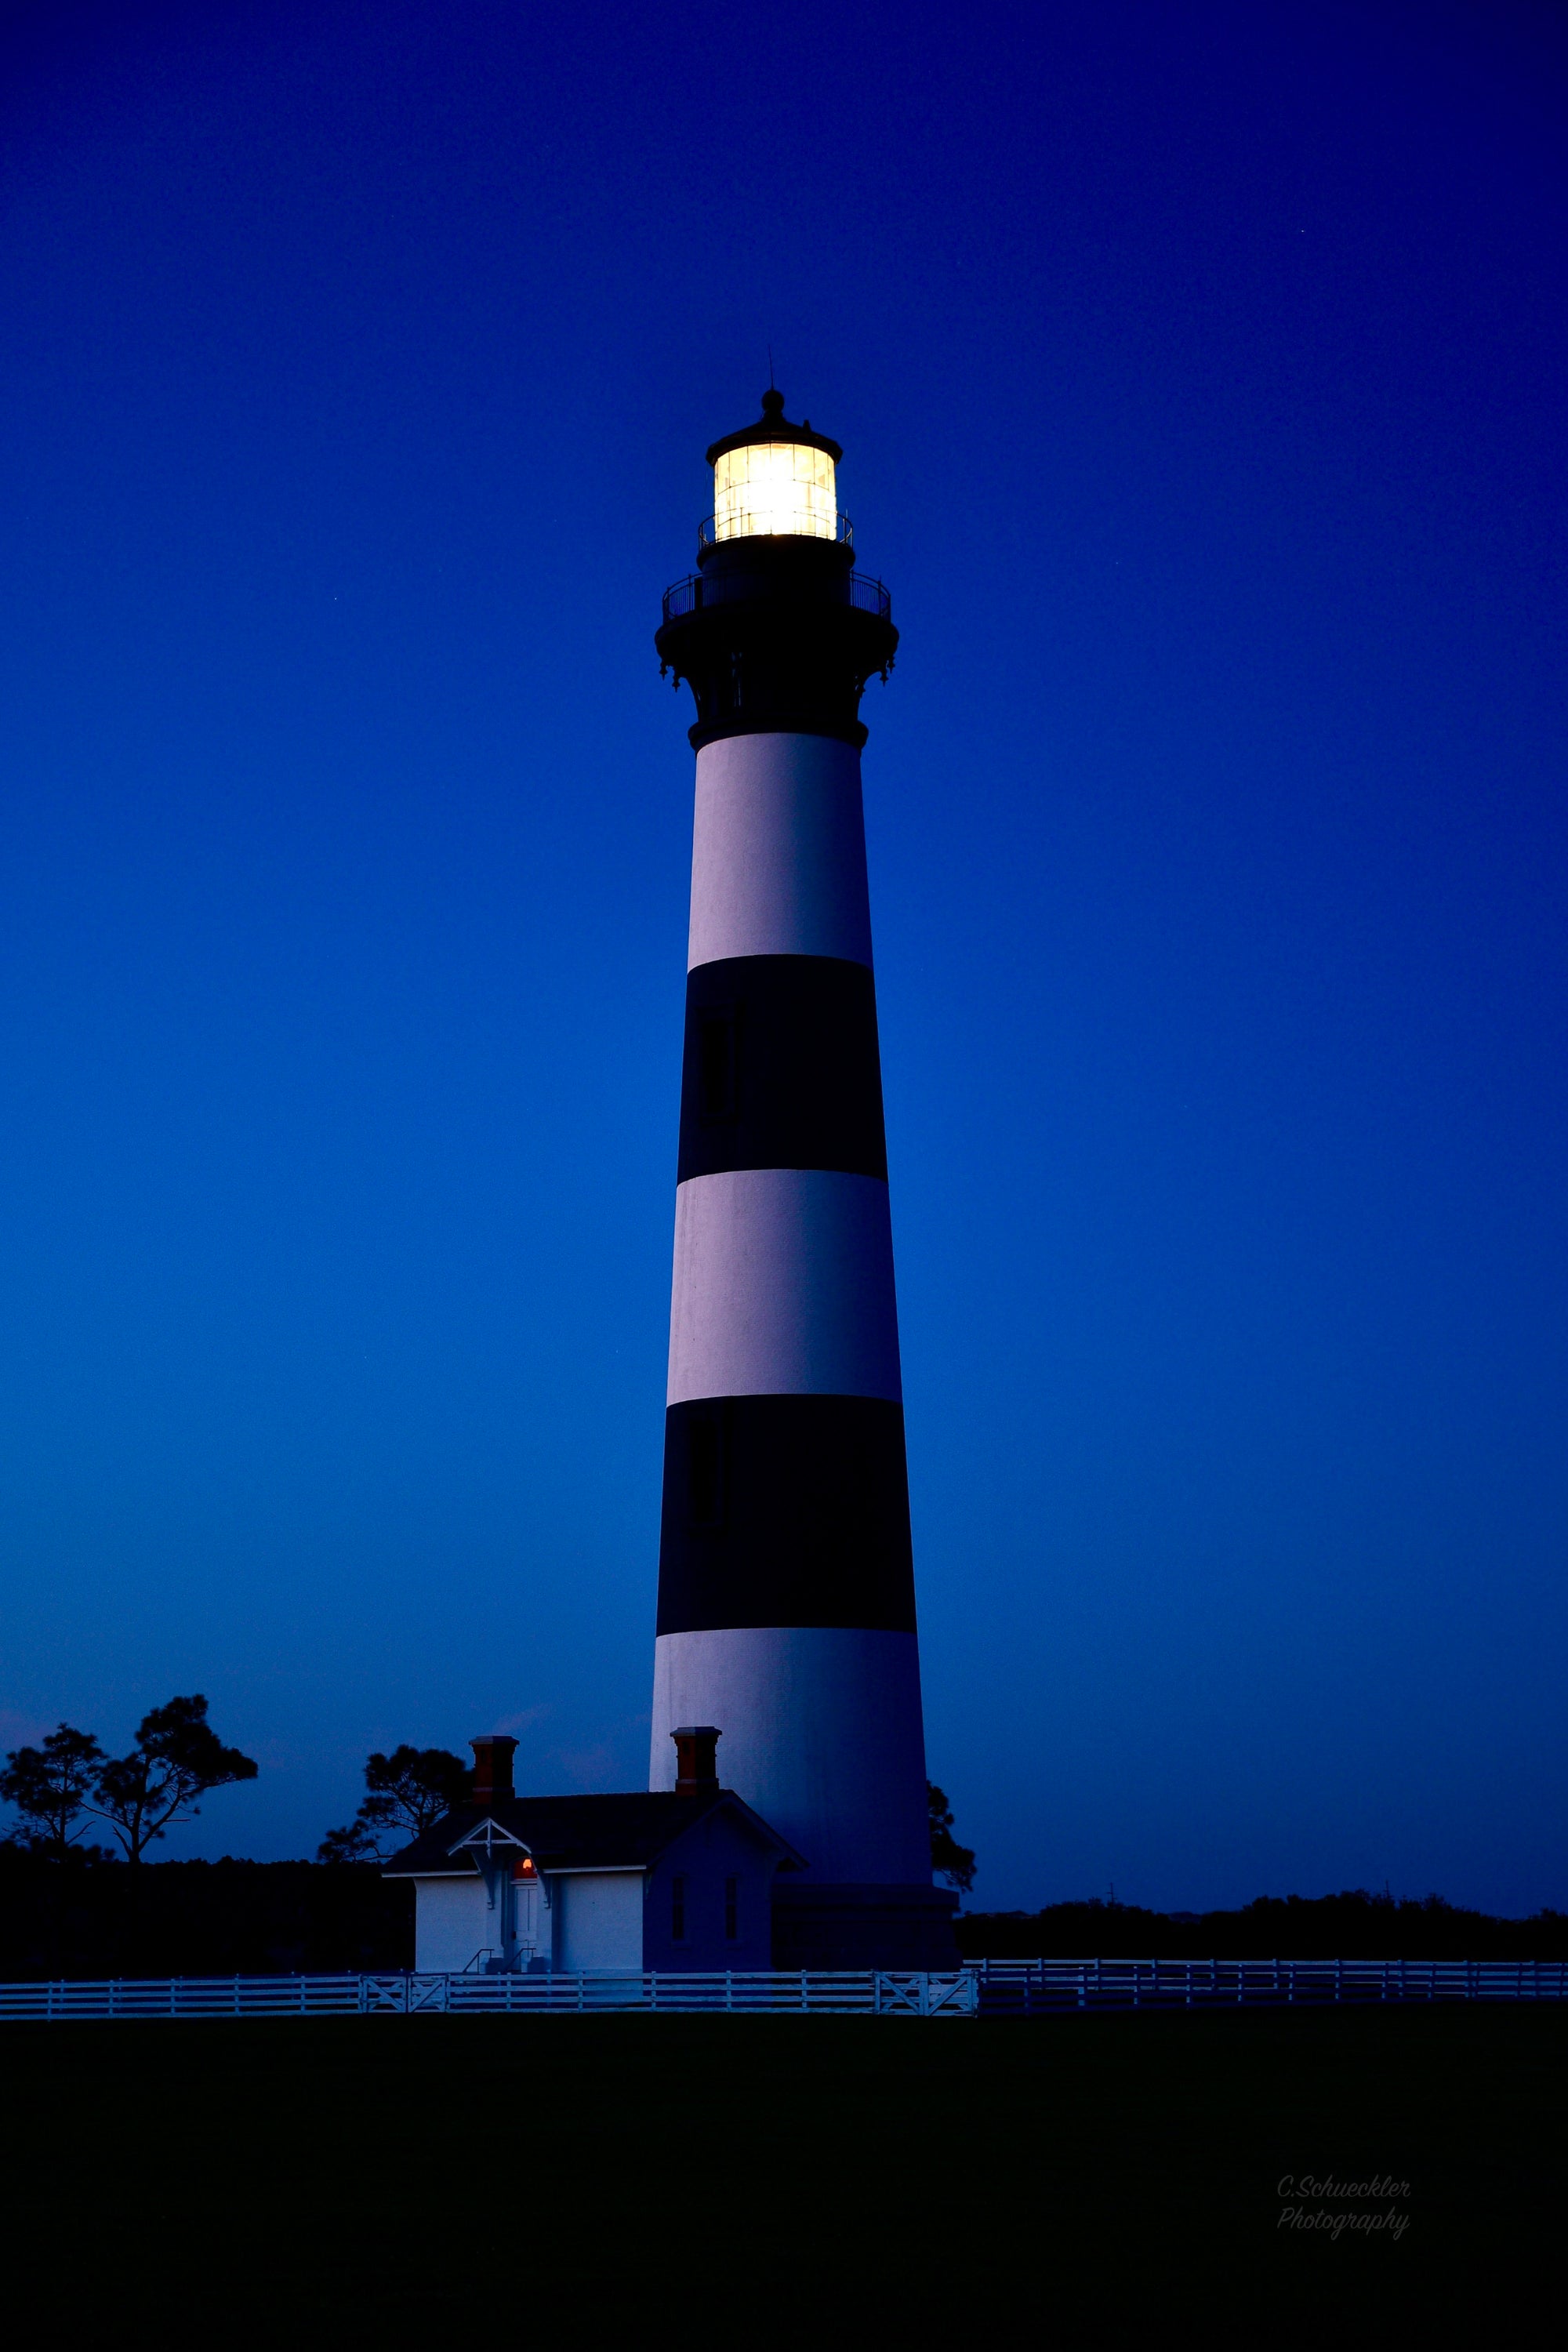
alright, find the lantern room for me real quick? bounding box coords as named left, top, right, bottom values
left=705, top=388, right=844, bottom=546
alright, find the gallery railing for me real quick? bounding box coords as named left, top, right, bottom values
left=661, top=568, right=891, bottom=624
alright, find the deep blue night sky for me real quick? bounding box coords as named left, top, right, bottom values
left=2, top=0, right=1564, bottom=1911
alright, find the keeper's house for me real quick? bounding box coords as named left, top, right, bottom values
left=384, top=1731, right=800, bottom=1973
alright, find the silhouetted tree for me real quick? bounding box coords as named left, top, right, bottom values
left=318, top=1744, right=471, bottom=1864
left=90, top=1696, right=259, bottom=1864
left=0, top=1724, right=106, bottom=1859
left=928, top=1781, right=976, bottom=1893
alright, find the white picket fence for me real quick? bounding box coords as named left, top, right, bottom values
left=969, top=1957, right=1568, bottom=2009
left=6, top=1958, right=1563, bottom=2021
left=0, top=1969, right=978, bottom=2021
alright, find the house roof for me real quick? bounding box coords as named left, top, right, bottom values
left=382, top=1788, right=802, bottom=1879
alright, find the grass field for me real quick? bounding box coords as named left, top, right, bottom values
left=3, top=2006, right=1559, bottom=2339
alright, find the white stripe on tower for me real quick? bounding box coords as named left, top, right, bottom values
left=666, top=1167, right=901, bottom=1407
left=687, top=732, right=873, bottom=967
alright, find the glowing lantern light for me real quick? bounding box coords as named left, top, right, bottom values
left=707, top=388, right=842, bottom=543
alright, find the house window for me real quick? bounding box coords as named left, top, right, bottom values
left=688, top=1408, right=726, bottom=1529
left=724, top=1876, right=739, bottom=1940
left=671, top=1874, right=686, bottom=1942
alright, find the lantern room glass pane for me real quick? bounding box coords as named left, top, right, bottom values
left=713, top=442, right=837, bottom=542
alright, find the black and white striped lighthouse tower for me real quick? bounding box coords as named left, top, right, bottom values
left=650, top=390, right=956, bottom=1968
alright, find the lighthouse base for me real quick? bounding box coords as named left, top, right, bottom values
left=771, top=1881, right=960, bottom=1971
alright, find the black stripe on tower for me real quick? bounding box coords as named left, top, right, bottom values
left=657, top=1395, right=916, bottom=1635
left=677, top=955, right=887, bottom=1183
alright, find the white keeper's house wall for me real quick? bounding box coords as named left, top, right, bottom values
left=407, top=1867, right=647, bottom=1975
left=641, top=1802, right=779, bottom=1970
left=551, top=1871, right=644, bottom=1972
left=411, top=1874, right=490, bottom=1974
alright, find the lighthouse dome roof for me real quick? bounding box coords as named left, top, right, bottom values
left=706, top=388, right=842, bottom=466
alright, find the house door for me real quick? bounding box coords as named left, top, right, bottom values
left=513, top=1870, right=546, bottom=1967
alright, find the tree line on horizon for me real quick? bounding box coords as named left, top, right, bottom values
left=0, top=1700, right=256, bottom=1865
left=957, top=1889, right=1568, bottom=1961
left=8, top=1718, right=1563, bottom=1947
left=3, top=1848, right=1565, bottom=1981
left=9, top=1713, right=1564, bottom=1942
left=2, top=1716, right=980, bottom=1889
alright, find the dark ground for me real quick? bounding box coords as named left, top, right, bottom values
left=2, top=2006, right=1559, bottom=2340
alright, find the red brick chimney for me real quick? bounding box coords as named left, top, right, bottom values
left=672, top=1725, right=720, bottom=1796
left=470, top=1735, right=518, bottom=1809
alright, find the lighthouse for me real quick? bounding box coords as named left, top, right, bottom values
left=648, top=390, right=956, bottom=1967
